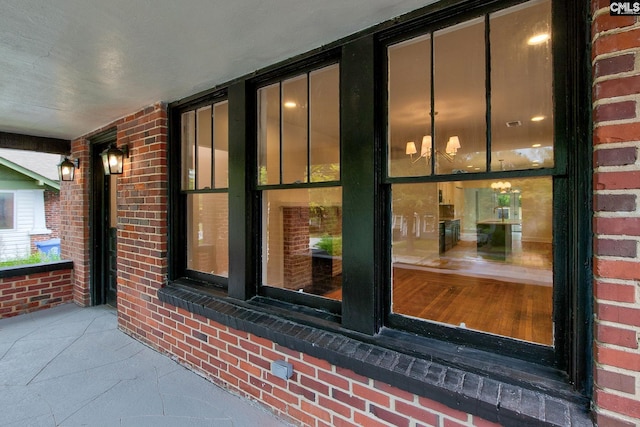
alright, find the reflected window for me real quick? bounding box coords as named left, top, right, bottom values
left=0, top=192, right=14, bottom=229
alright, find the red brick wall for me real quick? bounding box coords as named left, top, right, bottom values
left=116, top=104, right=169, bottom=334
left=592, top=2, right=640, bottom=426
left=0, top=268, right=73, bottom=318
left=283, top=207, right=311, bottom=289
left=61, top=137, right=91, bottom=306
left=44, top=189, right=60, bottom=239
left=60, top=103, right=499, bottom=426
left=30, top=189, right=61, bottom=253
left=127, top=304, right=501, bottom=427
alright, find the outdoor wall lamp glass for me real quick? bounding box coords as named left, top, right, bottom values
left=101, top=145, right=129, bottom=175
left=58, top=157, right=79, bottom=181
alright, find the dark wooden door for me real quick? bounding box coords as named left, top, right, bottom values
left=92, top=135, right=118, bottom=307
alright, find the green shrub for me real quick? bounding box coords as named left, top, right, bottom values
left=315, top=235, right=342, bottom=256
left=0, top=251, right=60, bottom=268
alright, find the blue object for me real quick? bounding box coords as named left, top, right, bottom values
left=36, top=238, right=61, bottom=257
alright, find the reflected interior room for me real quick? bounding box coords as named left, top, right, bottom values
left=388, top=0, right=554, bottom=345
left=242, top=0, right=551, bottom=346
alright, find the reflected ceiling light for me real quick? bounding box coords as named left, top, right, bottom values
left=406, top=135, right=455, bottom=165
left=531, top=115, right=546, bottom=122
left=284, top=101, right=297, bottom=108
left=491, top=181, right=512, bottom=193
left=528, top=33, right=550, bottom=45
left=58, top=157, right=79, bottom=182
left=532, top=162, right=540, bottom=167
left=445, top=136, right=460, bottom=156
left=467, top=165, right=474, bottom=168
left=405, top=141, right=417, bottom=158
left=420, top=135, right=431, bottom=158
left=532, top=143, right=542, bottom=148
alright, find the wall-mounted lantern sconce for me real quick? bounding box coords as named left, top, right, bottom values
left=100, top=145, right=129, bottom=175
left=58, top=157, right=80, bottom=182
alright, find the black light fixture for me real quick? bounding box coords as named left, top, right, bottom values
left=100, top=145, right=129, bottom=175
left=58, top=157, right=79, bottom=181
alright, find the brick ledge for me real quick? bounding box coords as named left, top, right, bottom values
left=159, top=282, right=593, bottom=427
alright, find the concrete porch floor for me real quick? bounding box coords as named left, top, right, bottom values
left=0, top=304, right=292, bottom=426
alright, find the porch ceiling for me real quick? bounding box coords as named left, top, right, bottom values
left=0, top=0, right=437, bottom=142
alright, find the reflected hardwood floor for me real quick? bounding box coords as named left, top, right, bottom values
left=391, top=266, right=553, bottom=345
left=323, top=266, right=553, bottom=345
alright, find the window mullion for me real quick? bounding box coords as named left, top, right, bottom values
left=211, top=105, right=215, bottom=188
left=485, top=14, right=492, bottom=172
left=279, top=83, right=283, bottom=185
left=307, top=72, right=311, bottom=183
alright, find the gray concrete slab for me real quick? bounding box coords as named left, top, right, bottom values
left=0, top=304, right=293, bottom=427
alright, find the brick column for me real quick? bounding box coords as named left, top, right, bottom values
left=592, top=2, right=640, bottom=426
left=282, top=206, right=311, bottom=290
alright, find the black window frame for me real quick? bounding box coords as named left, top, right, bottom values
left=167, top=0, right=591, bottom=402
left=380, top=0, right=561, bottom=365
left=169, top=89, right=230, bottom=289
left=251, top=55, right=344, bottom=317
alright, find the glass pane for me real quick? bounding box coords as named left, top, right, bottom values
left=0, top=193, right=14, bottom=229
left=262, top=187, right=342, bottom=300
left=181, top=111, right=195, bottom=190
left=434, top=18, right=486, bottom=175
left=196, top=106, right=212, bottom=190
left=213, top=101, right=229, bottom=189
left=310, top=64, right=340, bottom=182
left=388, top=34, right=432, bottom=177
left=257, top=83, right=280, bottom=185
left=490, top=0, right=553, bottom=171
left=391, top=177, right=553, bottom=345
left=187, top=193, right=229, bottom=277
left=282, top=75, right=309, bottom=184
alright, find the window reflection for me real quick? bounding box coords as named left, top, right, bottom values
left=388, top=34, right=431, bottom=177
left=257, top=83, right=281, bottom=185
left=181, top=111, right=195, bottom=190
left=282, top=75, right=308, bottom=184
left=387, top=0, right=553, bottom=176
left=196, top=106, right=212, bottom=189
left=433, top=18, right=485, bottom=175
left=258, top=64, right=340, bottom=186
left=310, top=64, right=340, bottom=182
left=187, top=193, right=229, bottom=276
left=213, top=101, right=229, bottom=188
left=262, top=188, right=342, bottom=300
left=391, top=177, right=553, bottom=345
left=490, top=0, right=553, bottom=171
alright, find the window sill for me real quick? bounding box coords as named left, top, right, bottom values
left=0, top=260, right=73, bottom=278
left=159, top=281, right=592, bottom=426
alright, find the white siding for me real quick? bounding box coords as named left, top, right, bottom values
left=0, top=190, right=46, bottom=261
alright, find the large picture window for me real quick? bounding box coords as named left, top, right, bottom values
left=386, top=0, right=556, bottom=347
